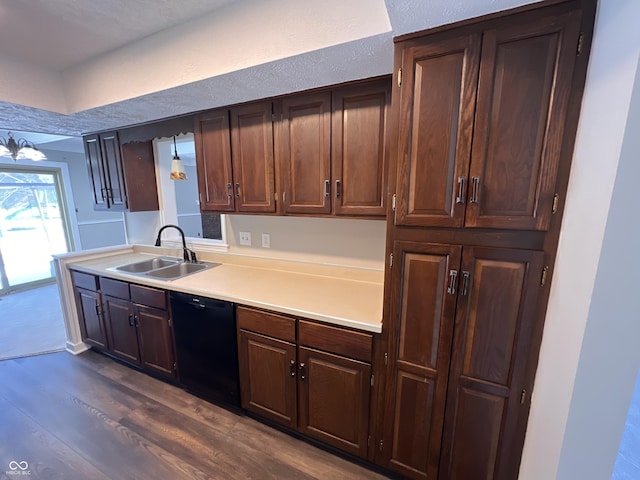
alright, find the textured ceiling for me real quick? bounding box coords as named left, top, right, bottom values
left=0, top=0, right=539, bottom=146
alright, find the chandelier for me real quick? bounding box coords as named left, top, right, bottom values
left=0, top=132, right=47, bottom=161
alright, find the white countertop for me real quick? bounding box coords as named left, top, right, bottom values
left=66, top=246, right=384, bottom=333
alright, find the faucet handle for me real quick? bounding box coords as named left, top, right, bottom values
left=189, top=250, right=198, bottom=263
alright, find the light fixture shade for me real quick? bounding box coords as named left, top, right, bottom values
left=169, top=136, right=187, bottom=180
left=0, top=132, right=47, bottom=161
left=170, top=157, right=187, bottom=180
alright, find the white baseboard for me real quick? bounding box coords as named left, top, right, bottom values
left=66, top=341, right=90, bottom=355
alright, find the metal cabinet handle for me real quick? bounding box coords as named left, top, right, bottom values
left=324, top=180, right=330, bottom=197
left=234, top=183, right=240, bottom=198
left=456, top=177, right=466, bottom=204
left=470, top=177, right=480, bottom=204
left=100, top=187, right=107, bottom=200
left=133, top=315, right=139, bottom=328
left=299, top=362, right=306, bottom=380
left=95, top=304, right=102, bottom=317
left=447, top=270, right=458, bottom=295
left=128, top=314, right=134, bottom=327
left=226, top=183, right=233, bottom=199
left=335, top=180, right=341, bottom=198
left=461, top=271, right=470, bottom=296
left=289, top=359, right=296, bottom=377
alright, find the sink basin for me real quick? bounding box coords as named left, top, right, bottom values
left=144, top=262, right=218, bottom=280
left=115, top=257, right=178, bottom=273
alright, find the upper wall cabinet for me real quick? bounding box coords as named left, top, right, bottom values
left=332, top=80, right=389, bottom=216
left=194, top=110, right=234, bottom=212
left=230, top=102, right=277, bottom=213
left=194, top=77, right=391, bottom=219
left=277, top=92, right=332, bottom=215
left=394, top=9, right=581, bottom=230
left=195, top=104, right=276, bottom=214
left=84, top=132, right=159, bottom=212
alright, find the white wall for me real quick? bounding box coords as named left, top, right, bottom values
left=225, top=215, right=386, bottom=270
left=520, top=2, right=640, bottom=478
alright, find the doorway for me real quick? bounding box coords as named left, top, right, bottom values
left=0, top=167, right=72, bottom=293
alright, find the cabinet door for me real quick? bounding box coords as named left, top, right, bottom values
left=395, top=34, right=480, bottom=227
left=136, top=304, right=175, bottom=378
left=103, top=295, right=139, bottom=364
left=120, top=141, right=159, bottom=212
left=76, top=288, right=109, bottom=349
left=332, top=80, right=389, bottom=216
left=465, top=10, right=581, bottom=230
left=439, top=247, right=544, bottom=480
left=195, top=110, right=235, bottom=212
left=84, top=134, right=109, bottom=210
left=278, top=92, right=332, bottom=215
left=230, top=102, right=276, bottom=213
left=381, top=242, right=461, bottom=479
left=298, top=346, right=371, bottom=458
left=99, top=131, right=127, bottom=210
left=237, top=329, right=297, bottom=429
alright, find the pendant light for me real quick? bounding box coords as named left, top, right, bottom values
left=169, top=136, right=187, bottom=180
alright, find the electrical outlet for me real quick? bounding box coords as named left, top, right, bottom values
left=239, top=231, right=251, bottom=246
left=261, top=233, right=271, bottom=248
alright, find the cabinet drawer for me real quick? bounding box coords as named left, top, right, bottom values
left=131, top=284, right=167, bottom=310
left=299, top=320, right=373, bottom=363
left=237, top=306, right=296, bottom=343
left=71, top=271, right=99, bottom=291
left=100, top=277, right=130, bottom=299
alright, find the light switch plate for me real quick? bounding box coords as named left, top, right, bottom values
left=261, top=233, right=270, bottom=248
left=239, top=231, right=251, bottom=246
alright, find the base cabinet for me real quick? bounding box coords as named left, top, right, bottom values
left=71, top=271, right=177, bottom=380
left=101, top=278, right=176, bottom=379
left=237, top=306, right=373, bottom=459
left=72, top=271, right=109, bottom=350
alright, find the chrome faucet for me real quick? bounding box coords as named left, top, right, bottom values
left=154, top=224, right=197, bottom=262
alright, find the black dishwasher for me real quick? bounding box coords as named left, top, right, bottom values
left=170, top=291, right=240, bottom=409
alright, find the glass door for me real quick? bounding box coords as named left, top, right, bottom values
left=0, top=168, right=72, bottom=293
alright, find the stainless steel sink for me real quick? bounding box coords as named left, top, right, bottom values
left=115, top=257, right=178, bottom=273
left=145, top=262, right=216, bottom=280
left=113, top=256, right=218, bottom=280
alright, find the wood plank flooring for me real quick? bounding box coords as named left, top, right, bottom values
left=0, top=351, right=391, bottom=480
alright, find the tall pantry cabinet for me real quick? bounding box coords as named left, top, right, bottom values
left=375, top=1, right=596, bottom=479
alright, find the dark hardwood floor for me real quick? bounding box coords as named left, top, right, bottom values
left=0, top=351, right=390, bottom=480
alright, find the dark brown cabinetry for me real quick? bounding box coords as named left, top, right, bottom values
left=194, top=110, right=234, bottom=212
left=230, top=102, right=277, bottom=213
left=394, top=7, right=580, bottom=231
left=195, top=103, right=276, bottom=214
left=195, top=78, right=390, bottom=218
left=277, top=92, right=332, bottom=215
left=84, top=132, right=159, bottom=212
left=381, top=242, right=543, bottom=479
left=72, top=271, right=108, bottom=350
left=71, top=272, right=176, bottom=380
left=380, top=1, right=594, bottom=479
left=100, top=277, right=176, bottom=378
left=237, top=306, right=373, bottom=458
left=332, top=80, right=389, bottom=216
